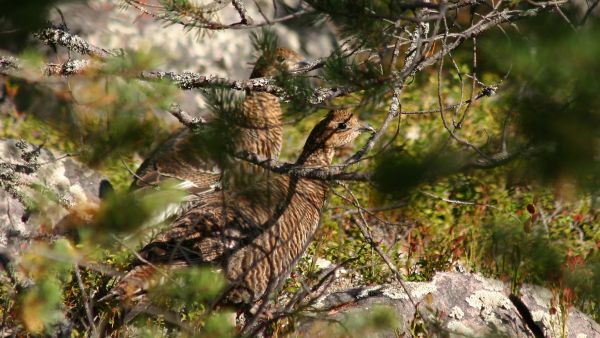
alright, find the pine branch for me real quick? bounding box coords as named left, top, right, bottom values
left=140, top=70, right=283, bottom=93
left=126, top=0, right=312, bottom=31
left=413, top=4, right=567, bottom=74
left=35, top=27, right=117, bottom=59
left=18, top=1, right=562, bottom=116
left=2, top=53, right=344, bottom=104
left=234, top=146, right=527, bottom=182
left=235, top=151, right=370, bottom=182
left=141, top=70, right=355, bottom=105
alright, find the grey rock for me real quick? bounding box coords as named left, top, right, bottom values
left=52, top=0, right=335, bottom=114
left=298, top=272, right=600, bottom=337
left=0, top=139, right=104, bottom=255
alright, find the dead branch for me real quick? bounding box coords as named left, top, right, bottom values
left=167, top=104, right=207, bottom=129
left=35, top=27, right=117, bottom=59
left=234, top=151, right=370, bottom=182
left=231, top=0, right=254, bottom=25
left=125, top=0, right=313, bottom=31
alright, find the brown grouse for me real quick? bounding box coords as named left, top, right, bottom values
left=105, top=110, right=373, bottom=307
left=130, top=48, right=306, bottom=199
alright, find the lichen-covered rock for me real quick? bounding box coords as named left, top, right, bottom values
left=298, top=272, right=600, bottom=337
left=0, top=139, right=104, bottom=255
left=51, top=0, right=335, bottom=112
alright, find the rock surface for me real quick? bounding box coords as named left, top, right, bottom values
left=0, top=139, right=104, bottom=254
left=51, top=0, right=335, bottom=113
left=298, top=272, right=600, bottom=337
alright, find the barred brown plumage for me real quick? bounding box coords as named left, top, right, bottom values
left=53, top=49, right=306, bottom=241
left=130, top=48, right=306, bottom=210
left=104, top=109, right=374, bottom=306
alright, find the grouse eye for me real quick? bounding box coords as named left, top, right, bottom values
left=277, top=55, right=286, bottom=62
left=337, top=122, right=348, bottom=130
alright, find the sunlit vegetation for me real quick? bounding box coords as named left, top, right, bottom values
left=0, top=0, right=599, bottom=336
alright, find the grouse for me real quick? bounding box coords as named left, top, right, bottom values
left=130, top=48, right=306, bottom=199
left=105, top=110, right=374, bottom=307
left=52, top=48, right=306, bottom=238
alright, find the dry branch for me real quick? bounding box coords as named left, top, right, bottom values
left=235, top=151, right=370, bottom=182
left=35, top=27, right=117, bottom=59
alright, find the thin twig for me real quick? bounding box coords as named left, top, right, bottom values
left=74, top=264, right=97, bottom=336
left=120, top=158, right=157, bottom=188
left=400, top=85, right=496, bottom=115
left=437, top=29, right=490, bottom=160
left=339, top=185, right=424, bottom=320
left=252, top=0, right=271, bottom=23
left=580, top=0, right=600, bottom=26
left=110, top=235, right=170, bottom=280
left=127, top=0, right=312, bottom=30
left=419, top=190, right=521, bottom=222
left=44, top=59, right=94, bottom=76
left=232, top=0, right=254, bottom=25
left=235, top=151, right=370, bottom=182
left=168, top=103, right=206, bottom=129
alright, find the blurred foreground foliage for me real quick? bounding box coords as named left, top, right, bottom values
left=0, top=0, right=83, bottom=51
left=0, top=2, right=599, bottom=337
left=296, top=10, right=600, bottom=328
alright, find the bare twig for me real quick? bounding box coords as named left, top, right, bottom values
left=110, top=235, right=170, bottom=280
left=419, top=189, right=522, bottom=222
left=126, top=0, right=312, bottom=30
left=437, top=29, right=490, bottom=160
left=400, top=85, right=496, bottom=115
left=413, top=5, right=563, bottom=74
left=235, top=151, right=370, bottom=182
left=338, top=185, right=427, bottom=326
left=132, top=304, right=196, bottom=334
left=329, top=202, right=408, bottom=218
left=73, top=264, right=97, bottom=336
left=140, top=70, right=283, bottom=92
left=243, top=253, right=364, bottom=337
left=580, top=0, right=600, bottom=26
left=343, top=37, right=405, bottom=166
left=6, top=53, right=344, bottom=104
left=119, top=159, right=157, bottom=188
left=168, top=103, right=206, bottom=129
left=232, top=0, right=254, bottom=25
left=252, top=0, right=271, bottom=23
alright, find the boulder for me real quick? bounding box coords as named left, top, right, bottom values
left=298, top=272, right=600, bottom=337
left=0, top=139, right=104, bottom=254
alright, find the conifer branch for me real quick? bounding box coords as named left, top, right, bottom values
left=125, top=0, right=312, bottom=30
left=413, top=4, right=566, bottom=73
left=35, top=27, right=117, bottom=59
left=235, top=151, right=370, bottom=181
left=3, top=53, right=344, bottom=104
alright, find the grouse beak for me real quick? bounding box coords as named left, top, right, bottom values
left=290, top=59, right=314, bottom=73
left=359, top=124, right=376, bottom=133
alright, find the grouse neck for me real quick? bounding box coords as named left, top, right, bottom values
left=296, top=146, right=334, bottom=168
left=238, top=92, right=282, bottom=129
left=225, top=149, right=332, bottom=304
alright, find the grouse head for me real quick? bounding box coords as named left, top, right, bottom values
left=299, top=109, right=374, bottom=164
left=250, top=47, right=306, bottom=78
